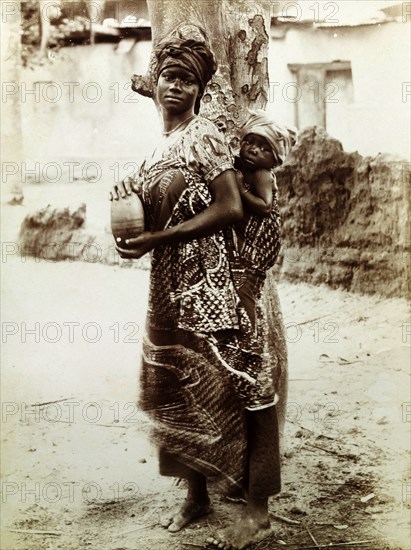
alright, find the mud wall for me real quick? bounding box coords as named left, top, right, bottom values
left=274, top=127, right=410, bottom=297
left=267, top=20, right=411, bottom=159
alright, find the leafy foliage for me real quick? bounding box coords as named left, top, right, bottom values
left=21, top=0, right=91, bottom=66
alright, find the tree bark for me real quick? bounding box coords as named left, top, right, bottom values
left=135, top=0, right=288, bottom=434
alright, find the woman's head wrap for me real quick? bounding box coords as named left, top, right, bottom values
left=155, top=37, right=217, bottom=93
left=241, top=109, right=298, bottom=166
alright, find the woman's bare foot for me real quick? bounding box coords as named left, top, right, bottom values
left=207, top=496, right=272, bottom=549
left=206, top=515, right=272, bottom=549
left=161, top=499, right=212, bottom=532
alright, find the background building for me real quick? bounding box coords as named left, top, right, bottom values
left=17, top=0, right=410, bottom=180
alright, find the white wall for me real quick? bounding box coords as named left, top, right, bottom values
left=266, top=21, right=411, bottom=158
left=19, top=41, right=160, bottom=185
left=17, top=18, right=410, bottom=186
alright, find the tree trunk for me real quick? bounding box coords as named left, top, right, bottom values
left=39, top=1, right=62, bottom=55
left=1, top=1, right=24, bottom=204
left=85, top=0, right=106, bottom=44
left=136, top=0, right=288, bottom=434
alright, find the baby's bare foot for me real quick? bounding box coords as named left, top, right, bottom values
left=161, top=499, right=211, bottom=532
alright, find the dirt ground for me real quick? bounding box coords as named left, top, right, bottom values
left=1, top=185, right=410, bottom=550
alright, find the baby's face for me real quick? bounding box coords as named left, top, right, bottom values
left=240, top=133, right=275, bottom=170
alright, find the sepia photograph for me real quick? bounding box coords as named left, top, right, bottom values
left=1, top=1, right=410, bottom=548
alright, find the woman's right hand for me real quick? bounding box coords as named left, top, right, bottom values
left=115, top=231, right=159, bottom=259
left=109, top=176, right=141, bottom=201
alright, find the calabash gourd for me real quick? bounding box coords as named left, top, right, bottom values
left=111, top=192, right=145, bottom=246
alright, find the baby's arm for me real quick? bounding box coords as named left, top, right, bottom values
left=238, top=168, right=273, bottom=217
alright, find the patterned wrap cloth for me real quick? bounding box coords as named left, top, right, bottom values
left=137, top=116, right=283, bottom=486
left=231, top=164, right=282, bottom=332
left=232, top=110, right=298, bottom=328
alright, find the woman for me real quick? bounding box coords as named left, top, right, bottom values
left=111, top=37, right=281, bottom=549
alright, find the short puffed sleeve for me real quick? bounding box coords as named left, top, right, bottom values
left=182, top=118, right=233, bottom=184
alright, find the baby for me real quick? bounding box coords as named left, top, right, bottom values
left=232, top=109, right=297, bottom=327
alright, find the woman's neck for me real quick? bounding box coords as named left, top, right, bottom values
left=162, top=109, right=196, bottom=135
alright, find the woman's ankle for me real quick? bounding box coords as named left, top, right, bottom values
left=187, top=473, right=209, bottom=505
left=246, top=496, right=269, bottom=521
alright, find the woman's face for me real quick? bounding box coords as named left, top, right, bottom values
left=157, top=66, right=201, bottom=114
left=240, top=133, right=275, bottom=170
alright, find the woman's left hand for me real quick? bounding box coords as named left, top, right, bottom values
left=115, top=232, right=159, bottom=259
